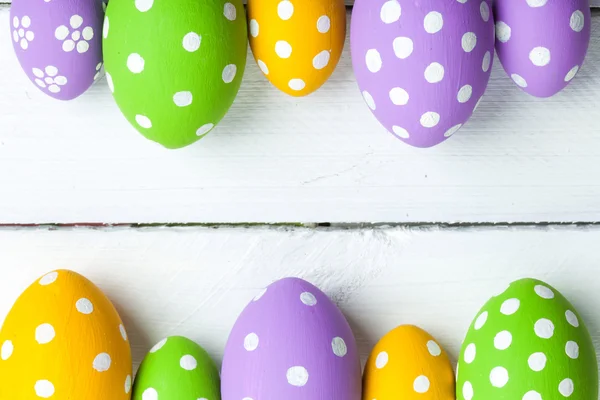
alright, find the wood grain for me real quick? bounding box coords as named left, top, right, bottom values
left=1, top=8, right=600, bottom=224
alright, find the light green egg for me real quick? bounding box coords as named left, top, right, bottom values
left=103, top=0, right=247, bottom=149
left=457, top=278, right=598, bottom=400
left=132, top=336, right=220, bottom=399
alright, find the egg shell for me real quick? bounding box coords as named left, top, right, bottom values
left=221, top=277, right=361, bottom=400
left=351, top=0, right=495, bottom=148
left=494, top=0, right=590, bottom=98
left=363, top=325, right=454, bottom=400
left=247, top=0, right=346, bottom=96
left=457, top=278, right=598, bottom=400
left=9, top=0, right=105, bottom=100
left=103, top=0, right=247, bottom=149
left=0, top=269, right=132, bottom=399
left=132, top=336, right=220, bottom=400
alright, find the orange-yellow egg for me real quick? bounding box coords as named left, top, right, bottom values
left=363, top=325, right=455, bottom=400
left=247, top=0, right=346, bottom=96
left=0, top=270, right=132, bottom=399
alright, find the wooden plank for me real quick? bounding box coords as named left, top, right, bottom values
left=2, top=7, right=600, bottom=224
left=0, top=225, right=599, bottom=370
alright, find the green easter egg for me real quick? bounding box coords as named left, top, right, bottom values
left=132, top=336, right=220, bottom=399
left=103, top=0, right=247, bottom=149
left=457, top=278, right=598, bottom=400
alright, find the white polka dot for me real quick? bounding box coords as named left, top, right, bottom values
left=464, top=343, right=476, bottom=363
left=173, top=91, right=193, bottom=107
left=55, top=25, right=69, bottom=40
left=36, top=323, right=55, bottom=344
left=82, top=27, right=93, bottom=41
left=35, top=380, right=54, bottom=398
left=332, top=337, right=347, bottom=357
left=222, top=64, right=237, bottom=83
left=427, top=340, right=441, bottom=356
left=501, top=298, right=520, bottom=315
left=474, top=311, right=488, bottom=329
left=363, top=91, right=376, bottom=110
left=523, top=390, right=542, bottom=400
left=413, top=375, right=430, bottom=393
left=48, top=84, right=60, bottom=93
left=482, top=51, right=491, bottom=72
left=424, top=11, right=443, bottom=34
left=570, top=10, right=585, bottom=32
left=258, top=60, right=269, bottom=75
left=527, top=0, right=547, bottom=7
left=183, top=32, right=201, bottom=52
left=93, top=352, right=112, bottom=372
left=244, top=333, right=259, bottom=351
left=494, top=330, right=512, bottom=350
left=559, top=378, right=574, bottom=397
left=253, top=287, right=267, bottom=301
left=196, top=123, right=214, bottom=136
left=535, top=284, right=554, bottom=299
left=462, top=32, right=477, bottom=52
left=480, top=2, right=490, bottom=22
left=32, top=68, right=44, bottom=78
left=490, top=366, right=509, bottom=388
left=300, top=291, right=317, bottom=305
left=313, top=50, right=330, bottom=70
left=275, top=41, right=292, bottom=58
left=389, top=87, right=409, bottom=105
left=135, top=0, right=153, bottom=12
left=529, top=47, right=551, bottom=67
left=534, top=318, right=554, bottom=339
left=496, top=21, right=511, bottom=43
left=512, top=74, right=528, bottom=88
left=463, top=381, right=474, bottom=400
left=380, top=0, right=401, bottom=24
left=457, top=85, right=472, bottom=103
left=127, top=53, right=145, bottom=73
left=125, top=375, right=132, bottom=394
left=425, top=62, right=444, bottom=83
left=566, top=310, right=579, bottom=327
left=366, top=49, right=382, bottom=73
left=393, top=37, right=413, bottom=59
left=445, top=124, right=462, bottom=137
left=224, top=2, right=237, bottom=20
left=142, top=388, right=158, bottom=400
left=1, top=340, right=13, bottom=360
left=54, top=76, right=67, bottom=85
left=528, top=352, right=547, bottom=371
left=25, top=31, right=34, bottom=41
left=566, top=341, right=579, bottom=359
left=35, top=79, right=46, bottom=88
left=565, top=66, right=579, bottom=82
left=12, top=16, right=18, bottom=28
left=76, top=298, right=94, bottom=314
left=250, top=19, right=259, bottom=37
left=39, top=271, right=58, bottom=285
left=120, top=324, right=128, bottom=341
left=420, top=112, right=440, bottom=128
left=287, top=366, right=309, bottom=386
left=376, top=351, right=388, bottom=368
left=288, top=79, right=305, bottom=91
left=135, top=115, right=152, bottom=129
left=150, top=338, right=167, bottom=353
left=317, top=15, right=330, bottom=33
left=103, top=16, right=109, bottom=39
left=180, top=354, right=197, bottom=370
left=278, top=1, right=294, bottom=20
left=106, top=72, right=114, bottom=93
left=392, top=126, right=409, bottom=139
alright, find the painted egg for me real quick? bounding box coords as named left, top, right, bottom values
left=0, top=269, right=132, bottom=399
left=457, top=278, right=598, bottom=400
left=132, top=336, right=220, bottom=399
left=494, top=1, right=590, bottom=98
left=363, top=325, right=454, bottom=400
left=103, top=0, right=247, bottom=149
left=221, top=277, right=361, bottom=400
left=9, top=0, right=105, bottom=100
left=351, top=0, right=495, bottom=148
left=247, top=0, right=346, bottom=96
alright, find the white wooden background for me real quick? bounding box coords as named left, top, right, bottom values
left=2, top=2, right=600, bottom=379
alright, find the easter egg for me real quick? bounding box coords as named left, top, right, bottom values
left=247, top=0, right=346, bottom=96
left=132, top=336, right=220, bottom=399
left=363, top=325, right=454, bottom=400
left=351, top=0, right=495, bottom=148
left=221, top=277, right=361, bottom=400
left=457, top=278, right=598, bottom=400
left=0, top=269, right=132, bottom=399
left=103, top=0, right=247, bottom=149
left=9, top=0, right=105, bottom=100
left=493, top=0, right=590, bottom=98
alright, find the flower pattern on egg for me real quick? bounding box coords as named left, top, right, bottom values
left=55, top=15, right=95, bottom=53
left=12, top=16, right=34, bottom=50
left=32, top=66, right=68, bottom=93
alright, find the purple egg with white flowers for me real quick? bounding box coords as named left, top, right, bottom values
left=221, top=277, right=361, bottom=400
left=351, top=0, right=495, bottom=148
left=494, top=0, right=590, bottom=98
left=9, top=0, right=105, bottom=100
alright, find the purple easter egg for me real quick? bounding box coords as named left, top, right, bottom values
left=351, top=0, right=495, bottom=148
left=494, top=0, right=590, bottom=98
left=221, top=277, right=361, bottom=400
left=9, top=0, right=105, bottom=100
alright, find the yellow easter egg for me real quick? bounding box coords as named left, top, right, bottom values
left=363, top=325, right=455, bottom=400
left=0, top=270, right=132, bottom=399
left=247, top=0, right=346, bottom=96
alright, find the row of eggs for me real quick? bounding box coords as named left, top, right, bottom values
left=10, top=0, right=591, bottom=148
left=0, top=270, right=597, bottom=400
